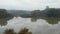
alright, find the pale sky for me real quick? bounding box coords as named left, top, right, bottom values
left=0, top=0, right=60, bottom=10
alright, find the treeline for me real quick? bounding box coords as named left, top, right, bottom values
left=20, top=7, right=60, bottom=18
left=0, top=9, right=14, bottom=26
left=7, top=7, right=60, bottom=18
left=0, top=9, right=13, bottom=19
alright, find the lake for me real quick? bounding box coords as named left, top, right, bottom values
left=0, top=17, right=60, bottom=34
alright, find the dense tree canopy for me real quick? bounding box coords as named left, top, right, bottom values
left=46, top=8, right=60, bottom=17
left=0, top=9, right=13, bottom=19
left=0, top=9, right=13, bottom=26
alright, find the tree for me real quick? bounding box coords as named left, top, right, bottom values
left=0, top=9, right=14, bottom=26
left=31, top=10, right=40, bottom=17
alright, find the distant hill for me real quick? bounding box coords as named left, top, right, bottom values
left=8, top=8, right=60, bottom=18
left=7, top=10, right=31, bottom=17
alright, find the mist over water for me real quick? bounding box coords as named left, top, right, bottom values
left=0, top=17, right=60, bottom=34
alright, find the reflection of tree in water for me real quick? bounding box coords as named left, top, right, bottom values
left=0, top=17, right=13, bottom=26
left=0, top=19, right=7, bottom=26
left=4, top=28, right=32, bottom=34
left=31, top=17, right=37, bottom=22
left=31, top=17, right=60, bottom=24
left=46, top=17, right=59, bottom=24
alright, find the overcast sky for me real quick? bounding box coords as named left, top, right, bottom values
left=0, top=0, right=60, bottom=10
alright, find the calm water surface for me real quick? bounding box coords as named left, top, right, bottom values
left=0, top=17, right=60, bottom=34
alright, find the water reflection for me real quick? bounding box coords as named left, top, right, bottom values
left=0, top=19, right=7, bottom=26
left=0, top=17, right=60, bottom=34
left=0, top=16, right=60, bottom=26
left=0, top=17, right=13, bottom=26
left=31, top=17, right=60, bottom=24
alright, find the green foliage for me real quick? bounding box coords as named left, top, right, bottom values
left=31, top=10, right=40, bottom=17
left=0, top=9, right=14, bottom=26
left=46, top=8, right=60, bottom=17
left=0, top=9, right=13, bottom=19
left=0, top=19, right=7, bottom=26
left=18, top=28, right=32, bottom=34
left=46, top=17, right=58, bottom=24
left=4, top=29, right=16, bottom=34
left=30, top=8, right=60, bottom=24
left=0, top=9, right=7, bottom=18
left=4, top=28, right=32, bottom=34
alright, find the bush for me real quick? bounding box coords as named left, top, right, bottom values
left=3, top=28, right=32, bottom=34
left=18, top=28, right=32, bottom=34
left=4, top=29, right=16, bottom=34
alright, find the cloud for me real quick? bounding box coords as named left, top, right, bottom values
left=0, top=0, right=60, bottom=10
